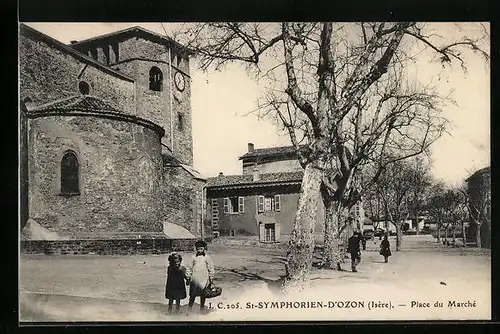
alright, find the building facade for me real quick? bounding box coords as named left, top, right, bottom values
left=19, top=24, right=205, bottom=245
left=205, top=143, right=364, bottom=244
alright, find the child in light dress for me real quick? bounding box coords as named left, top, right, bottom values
left=185, top=240, right=214, bottom=314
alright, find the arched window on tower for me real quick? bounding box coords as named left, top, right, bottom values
left=61, top=151, right=80, bottom=196
left=149, top=66, right=163, bottom=91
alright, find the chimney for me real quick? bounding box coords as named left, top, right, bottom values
left=248, top=143, right=255, bottom=153
left=252, top=167, right=260, bottom=182
left=218, top=172, right=224, bottom=177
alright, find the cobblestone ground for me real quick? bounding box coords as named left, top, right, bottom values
left=20, top=235, right=491, bottom=322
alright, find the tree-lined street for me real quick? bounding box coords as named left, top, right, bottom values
left=18, top=21, right=490, bottom=323
left=20, top=234, right=490, bottom=321
left=170, top=22, right=489, bottom=286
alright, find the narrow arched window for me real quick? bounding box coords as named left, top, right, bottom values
left=61, top=151, right=80, bottom=195
left=149, top=66, right=163, bottom=91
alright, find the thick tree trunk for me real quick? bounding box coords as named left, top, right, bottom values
left=444, top=227, right=448, bottom=244
left=476, top=222, right=482, bottom=248
left=452, top=227, right=456, bottom=246
left=323, top=201, right=344, bottom=269
left=436, top=227, right=441, bottom=242
left=284, top=164, right=323, bottom=289
left=395, top=223, right=403, bottom=251
left=462, top=221, right=466, bottom=247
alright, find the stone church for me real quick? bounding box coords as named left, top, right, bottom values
left=19, top=24, right=208, bottom=253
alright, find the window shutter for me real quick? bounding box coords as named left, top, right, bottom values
left=274, top=195, right=281, bottom=212
left=224, top=198, right=229, bottom=213
left=238, top=196, right=244, bottom=213
left=275, top=223, right=281, bottom=242
left=258, top=196, right=265, bottom=213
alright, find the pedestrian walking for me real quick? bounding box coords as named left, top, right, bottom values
left=165, top=252, right=188, bottom=314
left=186, top=240, right=215, bottom=314
left=360, top=232, right=367, bottom=251
left=347, top=231, right=362, bottom=272
left=380, top=234, right=392, bottom=263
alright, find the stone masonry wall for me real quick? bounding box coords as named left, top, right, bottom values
left=116, top=37, right=190, bottom=75
left=19, top=34, right=135, bottom=113
left=112, top=59, right=193, bottom=165
left=20, top=238, right=196, bottom=255
left=160, top=167, right=203, bottom=236
left=171, top=70, right=193, bottom=165
left=109, top=36, right=193, bottom=165
left=124, top=60, right=173, bottom=152
left=28, top=115, right=164, bottom=238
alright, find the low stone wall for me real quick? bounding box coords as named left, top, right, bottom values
left=20, top=238, right=197, bottom=255
left=211, top=236, right=286, bottom=249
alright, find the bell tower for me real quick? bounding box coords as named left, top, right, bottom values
left=69, top=26, right=194, bottom=165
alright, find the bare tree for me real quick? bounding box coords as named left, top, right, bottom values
left=426, top=183, right=469, bottom=247
left=451, top=185, right=469, bottom=247
left=170, top=22, right=489, bottom=287
left=364, top=184, right=384, bottom=230
left=370, top=157, right=432, bottom=251
left=460, top=170, right=491, bottom=248
left=406, top=156, right=433, bottom=235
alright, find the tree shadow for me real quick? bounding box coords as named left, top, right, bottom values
left=227, top=268, right=286, bottom=293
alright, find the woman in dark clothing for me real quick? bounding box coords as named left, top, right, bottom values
left=360, top=233, right=367, bottom=251
left=165, top=252, right=188, bottom=313
left=380, top=234, right=392, bottom=263
left=347, top=232, right=362, bottom=272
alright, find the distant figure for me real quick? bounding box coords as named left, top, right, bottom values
left=347, top=231, right=362, bottom=272
left=186, top=240, right=215, bottom=314
left=380, top=234, right=392, bottom=263
left=165, top=252, right=188, bottom=314
left=360, top=232, right=367, bottom=251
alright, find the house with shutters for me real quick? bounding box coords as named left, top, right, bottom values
left=205, top=169, right=319, bottom=243
left=204, top=143, right=365, bottom=244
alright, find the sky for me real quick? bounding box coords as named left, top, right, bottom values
left=22, top=22, right=490, bottom=186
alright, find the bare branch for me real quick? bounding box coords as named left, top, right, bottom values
left=282, top=22, right=321, bottom=138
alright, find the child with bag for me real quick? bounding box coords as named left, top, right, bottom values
left=185, top=240, right=218, bottom=314
left=165, top=252, right=189, bottom=314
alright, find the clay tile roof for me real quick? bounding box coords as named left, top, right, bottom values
left=239, top=145, right=301, bottom=160
left=69, top=25, right=194, bottom=55
left=30, top=95, right=122, bottom=113
left=239, top=144, right=349, bottom=161
left=206, top=171, right=303, bottom=188
left=19, top=24, right=134, bottom=82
